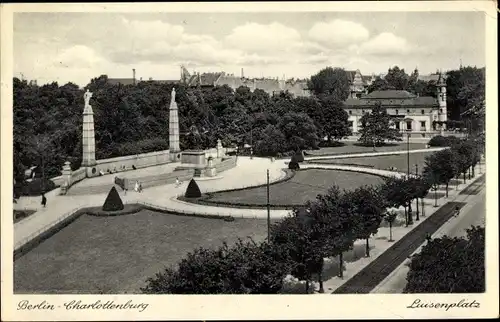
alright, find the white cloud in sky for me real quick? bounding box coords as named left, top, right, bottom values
left=308, top=19, right=370, bottom=48
left=13, top=13, right=484, bottom=87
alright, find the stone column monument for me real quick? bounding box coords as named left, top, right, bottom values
left=82, top=89, right=97, bottom=176
left=169, top=87, right=181, bottom=161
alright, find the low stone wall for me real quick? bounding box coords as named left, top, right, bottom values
left=95, top=150, right=171, bottom=174
left=71, top=168, right=87, bottom=186
left=122, top=169, right=195, bottom=190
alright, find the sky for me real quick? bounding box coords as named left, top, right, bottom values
left=13, top=11, right=486, bottom=87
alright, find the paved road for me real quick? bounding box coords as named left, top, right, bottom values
left=371, top=183, right=486, bottom=294
left=333, top=175, right=485, bottom=294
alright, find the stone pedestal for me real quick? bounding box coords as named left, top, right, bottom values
left=205, top=157, right=217, bottom=177
left=169, top=88, right=181, bottom=161
left=82, top=91, right=97, bottom=177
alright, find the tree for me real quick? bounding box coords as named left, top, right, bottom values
left=381, top=176, right=415, bottom=226
left=385, top=208, right=399, bottom=242
left=423, top=149, right=458, bottom=198
left=414, top=176, right=432, bottom=219
left=404, top=226, right=485, bottom=293
left=350, top=186, right=386, bottom=257
left=270, top=207, right=328, bottom=293
left=102, top=186, right=124, bottom=211
left=318, top=186, right=359, bottom=279
left=358, top=102, right=402, bottom=146
left=278, top=112, right=319, bottom=151
left=254, top=125, right=287, bottom=157
left=451, top=140, right=475, bottom=183
left=307, top=67, right=350, bottom=101
left=318, top=96, right=352, bottom=142
left=366, top=76, right=392, bottom=93
left=141, top=239, right=289, bottom=294
left=384, top=66, right=410, bottom=90
left=446, top=66, right=485, bottom=122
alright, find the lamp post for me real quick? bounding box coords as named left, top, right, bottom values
left=403, top=118, right=413, bottom=225
left=266, top=169, right=271, bottom=241
left=415, top=164, right=420, bottom=222
left=250, top=127, right=253, bottom=159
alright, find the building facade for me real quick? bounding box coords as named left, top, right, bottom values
left=345, top=73, right=447, bottom=135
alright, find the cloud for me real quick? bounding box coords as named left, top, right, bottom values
left=52, top=45, right=106, bottom=69
left=308, top=19, right=370, bottom=48
left=355, top=32, right=414, bottom=56
left=225, top=22, right=302, bottom=54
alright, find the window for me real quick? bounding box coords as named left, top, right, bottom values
left=395, top=122, right=400, bottom=130
left=407, top=109, right=410, bottom=114
left=349, top=110, right=352, bottom=115
left=421, top=109, right=425, bottom=115
left=395, top=109, right=399, bottom=115
left=348, top=121, right=353, bottom=128
left=406, top=121, right=412, bottom=131
left=420, top=121, right=426, bottom=130
left=439, top=108, right=443, bottom=114
left=356, top=93, right=362, bottom=99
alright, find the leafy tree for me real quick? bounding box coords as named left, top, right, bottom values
left=270, top=207, right=327, bottom=293
left=141, top=239, right=289, bottom=294
left=350, top=186, right=386, bottom=257
left=358, top=102, right=402, bottom=146
left=307, top=67, right=350, bottom=101
left=381, top=176, right=415, bottom=226
left=451, top=140, right=475, bottom=183
left=317, top=186, right=359, bottom=279
left=367, top=76, right=393, bottom=93
left=404, top=226, right=485, bottom=293
left=384, top=66, right=410, bottom=90
left=423, top=149, right=458, bottom=197
left=413, top=176, right=432, bottom=220
left=318, top=96, right=352, bottom=142
left=102, top=186, right=124, bottom=211
left=278, top=112, right=319, bottom=150
left=446, top=66, right=485, bottom=122
left=254, top=125, right=287, bottom=157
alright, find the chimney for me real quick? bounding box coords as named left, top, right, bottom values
left=132, top=68, right=136, bottom=85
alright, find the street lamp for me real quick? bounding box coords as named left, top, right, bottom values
left=403, top=117, right=413, bottom=225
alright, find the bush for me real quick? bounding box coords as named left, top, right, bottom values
left=185, top=179, right=202, bottom=198
left=14, top=178, right=58, bottom=196
left=428, top=135, right=449, bottom=147
left=102, top=186, right=124, bottom=211
left=446, top=135, right=461, bottom=147
left=288, top=160, right=300, bottom=170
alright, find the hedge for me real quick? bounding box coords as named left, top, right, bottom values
left=14, top=178, right=59, bottom=196
left=102, top=186, right=124, bottom=211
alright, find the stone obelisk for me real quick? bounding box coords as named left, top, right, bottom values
left=82, top=89, right=97, bottom=176
left=169, top=87, right=181, bottom=161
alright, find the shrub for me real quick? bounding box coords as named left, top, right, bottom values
left=185, top=179, right=202, bottom=198
left=288, top=155, right=300, bottom=170
left=446, top=135, right=461, bottom=147
left=14, top=178, right=58, bottom=196
left=102, top=186, right=124, bottom=211
left=428, top=135, right=449, bottom=147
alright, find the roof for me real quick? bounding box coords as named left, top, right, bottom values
left=364, top=90, right=417, bottom=99
left=107, top=78, right=136, bottom=86
left=345, top=90, right=438, bottom=108
left=417, top=73, right=440, bottom=82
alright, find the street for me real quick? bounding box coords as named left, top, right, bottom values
left=372, top=182, right=486, bottom=294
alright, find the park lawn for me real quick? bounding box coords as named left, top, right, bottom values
left=312, top=151, right=436, bottom=174
left=208, top=169, right=384, bottom=206
left=307, top=142, right=427, bottom=156
left=14, top=210, right=273, bottom=294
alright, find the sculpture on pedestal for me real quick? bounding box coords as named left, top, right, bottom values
left=82, top=90, right=96, bottom=173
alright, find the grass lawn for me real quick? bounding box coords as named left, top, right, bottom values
left=312, top=151, right=436, bottom=174
left=14, top=210, right=274, bottom=294
left=208, top=169, right=384, bottom=206
left=307, top=142, right=427, bottom=156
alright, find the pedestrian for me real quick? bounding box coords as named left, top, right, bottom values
left=134, top=180, right=139, bottom=192
left=425, top=232, right=432, bottom=243
left=41, top=193, right=47, bottom=208
left=454, top=205, right=460, bottom=217
left=175, top=177, right=180, bottom=187
left=139, top=182, right=143, bottom=193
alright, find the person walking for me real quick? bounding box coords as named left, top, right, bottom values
left=454, top=205, right=460, bottom=217
left=134, top=180, right=139, bottom=192
left=41, top=193, right=47, bottom=208
left=139, top=182, right=143, bottom=193
left=175, top=177, right=180, bottom=187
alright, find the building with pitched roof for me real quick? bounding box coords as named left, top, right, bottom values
left=345, top=73, right=448, bottom=135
